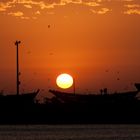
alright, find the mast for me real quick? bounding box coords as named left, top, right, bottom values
left=73, top=78, right=75, bottom=94
left=15, top=40, right=21, bottom=96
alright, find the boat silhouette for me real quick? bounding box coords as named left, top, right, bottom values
left=0, top=41, right=39, bottom=105
left=49, top=83, right=140, bottom=104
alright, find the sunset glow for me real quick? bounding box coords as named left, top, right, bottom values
left=0, top=0, right=140, bottom=97
left=56, top=74, right=73, bottom=89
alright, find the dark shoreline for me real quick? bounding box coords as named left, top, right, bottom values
left=1, top=101, right=140, bottom=124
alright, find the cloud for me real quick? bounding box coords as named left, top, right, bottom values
left=21, top=16, right=30, bottom=19
left=8, top=11, right=24, bottom=17
left=125, top=4, right=140, bottom=8
left=0, top=0, right=140, bottom=18
left=24, top=4, right=32, bottom=8
left=124, top=9, right=140, bottom=15
left=98, top=8, right=110, bottom=14
left=60, top=0, right=82, bottom=5
left=0, top=0, right=100, bottom=11
left=0, top=1, right=12, bottom=11
left=0, top=7, right=6, bottom=12
left=124, top=3, right=140, bottom=15
left=0, top=0, right=104, bottom=18
left=90, top=7, right=110, bottom=14
left=8, top=11, right=31, bottom=19
left=35, top=10, right=41, bottom=15
left=84, top=2, right=100, bottom=7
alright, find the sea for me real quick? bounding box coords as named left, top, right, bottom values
left=0, top=124, right=140, bottom=140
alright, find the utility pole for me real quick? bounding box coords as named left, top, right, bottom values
left=15, top=40, right=21, bottom=96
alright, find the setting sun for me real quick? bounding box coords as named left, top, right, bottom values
left=56, top=73, right=73, bottom=89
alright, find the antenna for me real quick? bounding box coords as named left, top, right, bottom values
left=15, top=40, right=21, bottom=96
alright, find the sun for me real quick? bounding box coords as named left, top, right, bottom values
left=56, top=73, right=73, bottom=89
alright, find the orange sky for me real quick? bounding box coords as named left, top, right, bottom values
left=0, top=0, right=140, bottom=98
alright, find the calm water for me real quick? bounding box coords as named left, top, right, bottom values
left=0, top=125, right=140, bottom=140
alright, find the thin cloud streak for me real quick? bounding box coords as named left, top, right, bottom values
left=125, top=4, right=140, bottom=8
left=24, top=4, right=32, bottom=8
left=8, top=11, right=24, bottom=16
left=124, top=9, right=140, bottom=15
left=90, top=7, right=110, bottom=14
